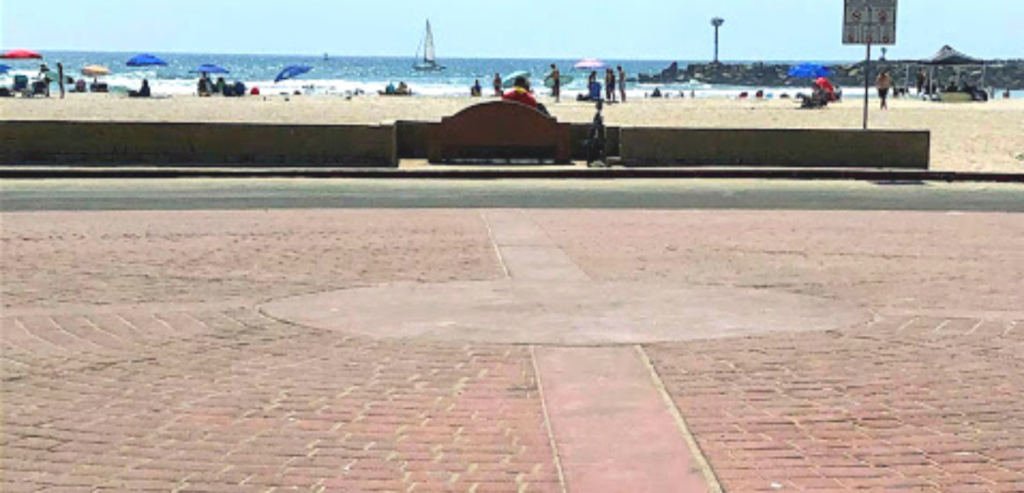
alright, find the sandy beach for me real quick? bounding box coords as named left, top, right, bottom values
left=3, top=94, right=1022, bottom=173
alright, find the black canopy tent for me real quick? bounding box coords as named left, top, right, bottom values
left=918, top=45, right=988, bottom=93
left=924, top=45, right=983, bottom=66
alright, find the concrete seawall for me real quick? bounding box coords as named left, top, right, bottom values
left=1, top=120, right=928, bottom=170
left=620, top=128, right=930, bottom=169
left=0, top=121, right=398, bottom=167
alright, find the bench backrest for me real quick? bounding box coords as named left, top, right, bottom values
left=428, top=101, right=572, bottom=164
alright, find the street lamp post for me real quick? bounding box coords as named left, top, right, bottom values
left=711, top=17, right=725, bottom=64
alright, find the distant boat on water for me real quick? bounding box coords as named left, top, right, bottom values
left=413, top=20, right=446, bottom=72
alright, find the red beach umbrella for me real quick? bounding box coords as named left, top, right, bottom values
left=1, top=49, right=43, bottom=59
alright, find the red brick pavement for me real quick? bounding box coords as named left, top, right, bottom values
left=647, top=315, right=1024, bottom=492
left=0, top=210, right=499, bottom=309
left=5, top=208, right=1024, bottom=493
left=1, top=308, right=560, bottom=493
left=2, top=211, right=557, bottom=493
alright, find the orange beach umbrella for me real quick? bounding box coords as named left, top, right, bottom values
left=82, top=65, right=111, bottom=77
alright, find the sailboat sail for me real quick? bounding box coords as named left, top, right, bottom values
left=424, top=21, right=436, bottom=64
left=414, top=19, right=445, bottom=71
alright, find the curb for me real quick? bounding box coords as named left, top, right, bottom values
left=1, top=167, right=1023, bottom=183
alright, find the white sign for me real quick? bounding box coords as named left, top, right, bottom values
left=844, top=0, right=897, bottom=45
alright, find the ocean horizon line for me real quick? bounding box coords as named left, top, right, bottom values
left=15, top=49, right=1024, bottom=65
left=10, top=49, right=876, bottom=65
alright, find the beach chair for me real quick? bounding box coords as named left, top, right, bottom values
left=30, top=80, right=49, bottom=97
left=12, top=75, right=29, bottom=96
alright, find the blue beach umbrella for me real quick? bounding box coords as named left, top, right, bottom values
left=191, top=64, right=230, bottom=75
left=275, top=65, right=313, bottom=83
left=126, top=54, right=168, bottom=67
left=788, top=63, right=832, bottom=79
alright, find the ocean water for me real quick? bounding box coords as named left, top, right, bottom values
left=0, top=51, right=782, bottom=98
left=3, top=51, right=1020, bottom=99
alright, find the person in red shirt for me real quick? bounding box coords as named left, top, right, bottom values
left=502, top=76, right=538, bottom=109
left=815, top=77, right=836, bottom=101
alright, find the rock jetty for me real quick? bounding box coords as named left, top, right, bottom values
left=640, top=60, right=1024, bottom=91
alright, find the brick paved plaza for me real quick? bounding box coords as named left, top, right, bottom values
left=3, top=208, right=1023, bottom=492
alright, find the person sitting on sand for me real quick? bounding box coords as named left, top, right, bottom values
left=651, top=88, right=662, bottom=98
left=385, top=82, right=396, bottom=95
left=198, top=75, right=213, bottom=97
left=129, top=79, right=152, bottom=98
left=396, top=82, right=411, bottom=95
left=815, top=77, right=836, bottom=101
left=215, top=77, right=227, bottom=95
left=800, top=77, right=836, bottom=109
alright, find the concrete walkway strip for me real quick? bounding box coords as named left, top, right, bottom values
left=534, top=345, right=718, bottom=493
left=481, top=211, right=589, bottom=281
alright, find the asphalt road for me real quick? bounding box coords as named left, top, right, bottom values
left=2, top=178, right=1023, bottom=212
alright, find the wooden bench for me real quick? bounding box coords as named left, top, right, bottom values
left=428, top=101, right=572, bottom=164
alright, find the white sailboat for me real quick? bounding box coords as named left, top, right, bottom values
left=413, top=20, right=446, bottom=72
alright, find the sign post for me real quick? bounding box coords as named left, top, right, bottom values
left=844, top=0, right=897, bottom=130
left=864, top=40, right=872, bottom=131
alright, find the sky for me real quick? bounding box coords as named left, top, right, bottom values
left=2, top=0, right=1022, bottom=61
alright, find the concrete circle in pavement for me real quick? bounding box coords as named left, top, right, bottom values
left=260, top=280, right=870, bottom=345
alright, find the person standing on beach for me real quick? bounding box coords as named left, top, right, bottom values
left=602, top=68, right=610, bottom=101
left=57, top=63, right=66, bottom=99
left=548, top=64, right=561, bottom=103
left=916, top=69, right=927, bottom=96
left=617, top=66, right=627, bottom=103
left=493, top=73, right=502, bottom=97
left=876, top=71, right=893, bottom=110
